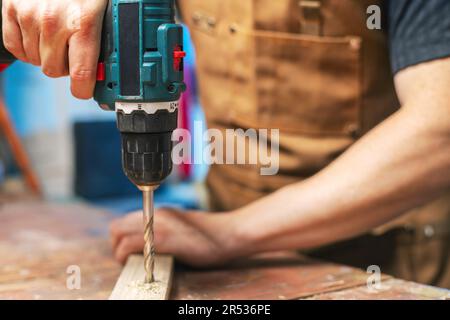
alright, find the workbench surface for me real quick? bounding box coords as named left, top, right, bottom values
left=0, top=201, right=448, bottom=300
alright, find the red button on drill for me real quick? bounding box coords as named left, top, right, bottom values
left=96, top=62, right=106, bottom=81
left=173, top=46, right=186, bottom=71
left=173, top=51, right=187, bottom=59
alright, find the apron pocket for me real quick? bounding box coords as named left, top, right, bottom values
left=250, top=31, right=363, bottom=136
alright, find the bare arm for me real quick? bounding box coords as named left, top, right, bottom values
left=229, top=57, right=450, bottom=256
left=111, top=57, right=450, bottom=266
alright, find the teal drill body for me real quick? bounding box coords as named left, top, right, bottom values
left=94, top=0, right=186, bottom=188
left=94, top=0, right=186, bottom=109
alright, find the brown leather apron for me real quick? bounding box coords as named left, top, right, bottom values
left=178, top=0, right=450, bottom=288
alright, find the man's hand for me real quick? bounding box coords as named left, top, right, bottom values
left=2, top=0, right=107, bottom=99
left=110, top=208, right=243, bottom=267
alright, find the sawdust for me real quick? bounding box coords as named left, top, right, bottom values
left=128, top=280, right=164, bottom=295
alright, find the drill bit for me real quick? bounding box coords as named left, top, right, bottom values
left=141, top=186, right=157, bottom=283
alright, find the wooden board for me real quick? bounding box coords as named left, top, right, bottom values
left=109, top=254, right=174, bottom=300
left=0, top=201, right=121, bottom=300
left=171, top=252, right=390, bottom=300
left=306, top=279, right=450, bottom=300
left=1, top=201, right=447, bottom=300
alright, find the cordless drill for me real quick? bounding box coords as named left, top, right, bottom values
left=95, top=0, right=186, bottom=283
left=95, top=0, right=185, bottom=282
left=0, top=0, right=186, bottom=283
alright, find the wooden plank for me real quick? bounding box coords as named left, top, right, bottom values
left=2, top=201, right=447, bottom=301
left=0, top=201, right=121, bottom=300
left=109, top=254, right=174, bottom=300
left=171, top=252, right=388, bottom=300
left=305, top=279, right=450, bottom=300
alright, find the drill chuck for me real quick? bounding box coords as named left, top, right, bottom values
left=120, top=131, right=173, bottom=187
left=117, top=104, right=178, bottom=187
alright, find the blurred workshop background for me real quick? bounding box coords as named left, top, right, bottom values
left=0, top=27, right=208, bottom=214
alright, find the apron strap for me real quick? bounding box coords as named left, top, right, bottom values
left=298, top=0, right=322, bottom=36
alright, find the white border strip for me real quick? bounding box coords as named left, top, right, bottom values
left=115, top=100, right=179, bottom=114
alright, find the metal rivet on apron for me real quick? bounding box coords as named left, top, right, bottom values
left=192, top=12, right=202, bottom=25
left=207, top=17, right=217, bottom=28
left=349, top=38, right=361, bottom=51
left=424, top=225, right=435, bottom=238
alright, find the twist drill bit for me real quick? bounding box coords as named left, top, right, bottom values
left=141, top=186, right=157, bottom=283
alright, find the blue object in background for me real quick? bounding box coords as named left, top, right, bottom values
left=74, top=120, right=137, bottom=200
left=3, top=60, right=114, bottom=137
left=3, top=62, right=60, bottom=137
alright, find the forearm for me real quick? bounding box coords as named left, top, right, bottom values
left=111, top=106, right=449, bottom=267
left=110, top=59, right=450, bottom=267
left=227, top=105, right=450, bottom=256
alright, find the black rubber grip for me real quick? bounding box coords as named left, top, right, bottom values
left=117, top=109, right=179, bottom=134
left=121, top=132, right=174, bottom=186
left=117, top=110, right=177, bottom=186
left=119, top=2, right=140, bottom=96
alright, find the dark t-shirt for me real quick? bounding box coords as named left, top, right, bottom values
left=388, top=0, right=450, bottom=74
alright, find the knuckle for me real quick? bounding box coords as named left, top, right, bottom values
left=40, top=10, right=59, bottom=34
left=4, top=3, right=16, bottom=19
left=109, top=222, right=119, bottom=235
left=121, top=238, right=133, bottom=251
left=79, top=12, right=97, bottom=31
left=70, top=68, right=94, bottom=81
left=18, top=8, right=35, bottom=26
left=73, top=13, right=99, bottom=39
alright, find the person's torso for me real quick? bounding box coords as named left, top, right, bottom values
left=179, top=0, right=399, bottom=210
left=178, top=1, right=450, bottom=287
